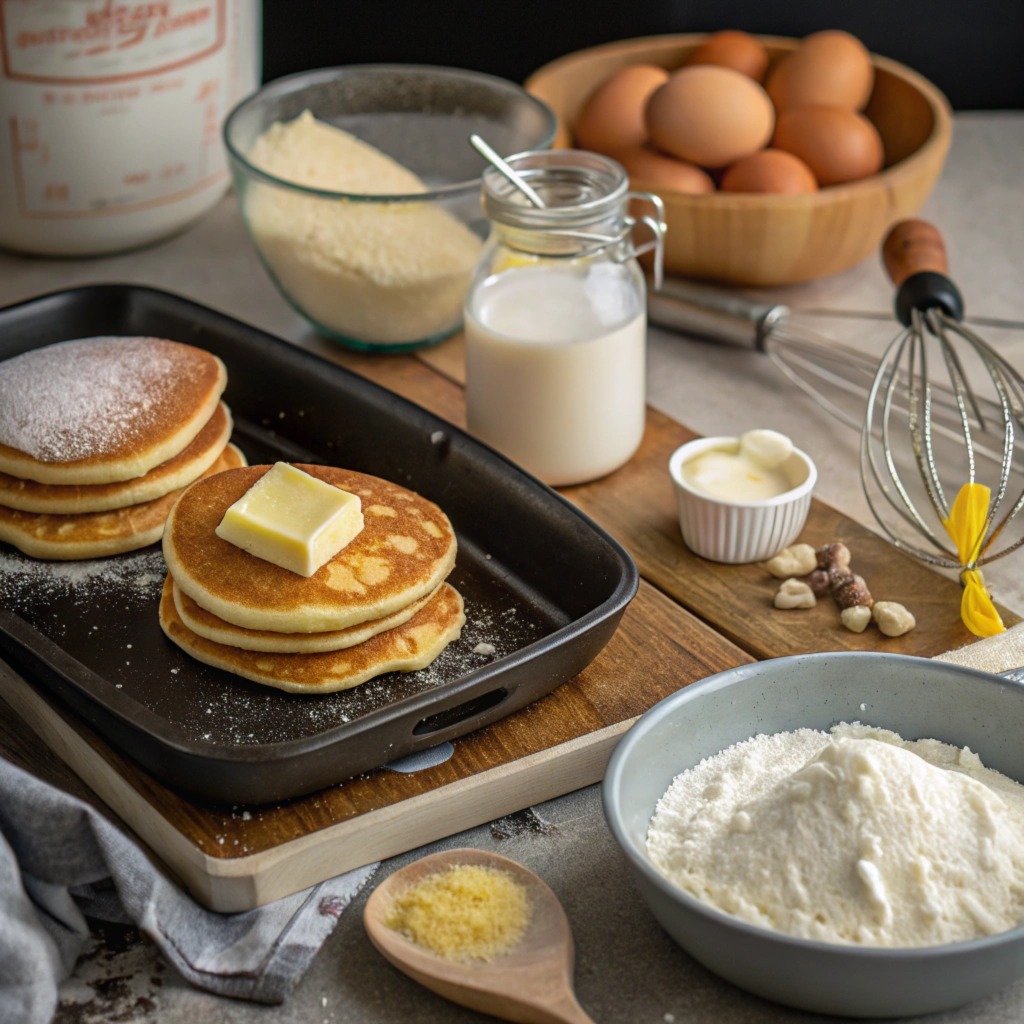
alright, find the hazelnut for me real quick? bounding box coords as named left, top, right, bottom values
left=833, top=574, right=873, bottom=610
left=873, top=601, right=916, bottom=637
left=840, top=606, right=872, bottom=633
left=765, top=543, right=818, bottom=579
left=816, top=542, right=851, bottom=573
left=806, top=568, right=831, bottom=596
left=774, top=578, right=817, bottom=610
left=828, top=567, right=854, bottom=592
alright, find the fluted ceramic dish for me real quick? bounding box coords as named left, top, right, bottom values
left=603, top=652, right=1024, bottom=1017
left=668, top=437, right=816, bottom=563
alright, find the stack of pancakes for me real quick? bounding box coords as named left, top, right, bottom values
left=0, top=336, right=244, bottom=560
left=159, top=464, right=465, bottom=693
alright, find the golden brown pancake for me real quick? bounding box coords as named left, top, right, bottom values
left=0, top=402, right=232, bottom=514
left=160, top=577, right=465, bottom=693
left=0, top=444, right=246, bottom=561
left=172, top=579, right=438, bottom=653
left=0, top=337, right=227, bottom=485
left=164, top=465, right=457, bottom=633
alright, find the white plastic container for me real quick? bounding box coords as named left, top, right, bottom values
left=464, top=150, right=665, bottom=487
left=669, top=436, right=816, bottom=564
left=0, top=0, right=260, bottom=256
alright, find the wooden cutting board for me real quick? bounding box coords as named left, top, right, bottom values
left=0, top=329, right=1009, bottom=912
left=390, top=334, right=1019, bottom=655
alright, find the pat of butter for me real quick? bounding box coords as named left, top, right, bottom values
left=682, top=430, right=795, bottom=503
left=215, top=463, right=363, bottom=577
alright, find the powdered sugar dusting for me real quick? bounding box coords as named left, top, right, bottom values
left=0, top=547, right=166, bottom=608
left=0, top=337, right=188, bottom=463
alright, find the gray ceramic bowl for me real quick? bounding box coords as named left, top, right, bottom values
left=602, top=652, right=1024, bottom=1018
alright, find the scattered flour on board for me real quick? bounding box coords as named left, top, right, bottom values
left=0, top=337, right=184, bottom=462
left=647, top=723, right=1024, bottom=947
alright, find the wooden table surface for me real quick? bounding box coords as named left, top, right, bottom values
left=1, top=111, right=1023, bottom=1024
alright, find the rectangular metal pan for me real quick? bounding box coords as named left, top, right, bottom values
left=0, top=285, right=637, bottom=805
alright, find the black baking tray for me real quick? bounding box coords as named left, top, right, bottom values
left=0, top=285, right=638, bottom=805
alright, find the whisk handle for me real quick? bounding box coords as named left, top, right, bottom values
left=882, top=219, right=965, bottom=326
left=646, top=277, right=787, bottom=350
left=883, top=219, right=948, bottom=284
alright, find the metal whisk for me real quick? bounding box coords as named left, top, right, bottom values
left=861, top=220, right=1024, bottom=586
left=647, top=272, right=1023, bottom=468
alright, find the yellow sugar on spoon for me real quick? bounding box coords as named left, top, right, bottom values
left=385, top=863, right=531, bottom=961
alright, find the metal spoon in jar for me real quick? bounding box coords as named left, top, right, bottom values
left=469, top=134, right=546, bottom=208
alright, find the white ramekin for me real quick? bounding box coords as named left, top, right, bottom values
left=668, top=437, right=817, bottom=564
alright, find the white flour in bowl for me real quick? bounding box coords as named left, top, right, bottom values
left=244, top=111, right=482, bottom=345
left=647, top=722, right=1024, bottom=947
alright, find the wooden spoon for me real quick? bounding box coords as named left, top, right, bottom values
left=364, top=848, right=595, bottom=1024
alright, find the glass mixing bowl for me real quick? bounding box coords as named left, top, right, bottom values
left=224, top=65, right=556, bottom=352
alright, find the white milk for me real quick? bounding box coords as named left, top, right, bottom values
left=465, top=263, right=646, bottom=486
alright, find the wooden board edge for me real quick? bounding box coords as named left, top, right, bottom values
left=223, top=718, right=635, bottom=909
left=0, top=658, right=635, bottom=912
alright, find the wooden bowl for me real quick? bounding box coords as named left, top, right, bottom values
left=525, top=35, right=953, bottom=286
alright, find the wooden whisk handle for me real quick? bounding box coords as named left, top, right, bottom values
left=883, top=219, right=949, bottom=286
left=882, top=219, right=964, bottom=325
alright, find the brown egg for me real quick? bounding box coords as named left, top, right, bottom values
left=574, top=65, right=670, bottom=154
left=772, top=106, right=884, bottom=186
left=689, top=30, right=769, bottom=83
left=615, top=145, right=716, bottom=193
left=646, top=65, right=774, bottom=169
left=721, top=149, right=818, bottom=193
left=767, top=30, right=874, bottom=112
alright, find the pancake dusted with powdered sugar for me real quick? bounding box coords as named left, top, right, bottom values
left=0, top=403, right=233, bottom=514
left=0, top=336, right=226, bottom=485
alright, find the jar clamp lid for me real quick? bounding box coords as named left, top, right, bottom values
left=481, top=150, right=667, bottom=287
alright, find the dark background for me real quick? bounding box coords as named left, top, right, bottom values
left=262, top=0, right=1024, bottom=110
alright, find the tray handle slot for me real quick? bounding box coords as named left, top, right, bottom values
left=413, top=688, right=509, bottom=736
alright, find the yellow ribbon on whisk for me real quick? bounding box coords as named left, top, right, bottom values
left=941, top=482, right=1005, bottom=637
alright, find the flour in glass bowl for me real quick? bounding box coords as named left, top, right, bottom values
left=647, top=722, right=1024, bottom=947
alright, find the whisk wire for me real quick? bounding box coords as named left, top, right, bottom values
left=948, top=320, right=1021, bottom=561
left=766, top=346, right=863, bottom=431
left=956, top=321, right=1024, bottom=432
left=933, top=313, right=988, bottom=432
left=933, top=312, right=1016, bottom=565
left=776, top=341, right=1024, bottom=470
left=862, top=326, right=953, bottom=557
left=931, top=311, right=979, bottom=488
left=864, top=300, right=1024, bottom=576
left=909, top=322, right=950, bottom=519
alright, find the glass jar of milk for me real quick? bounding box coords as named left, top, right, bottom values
left=464, top=151, right=665, bottom=487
